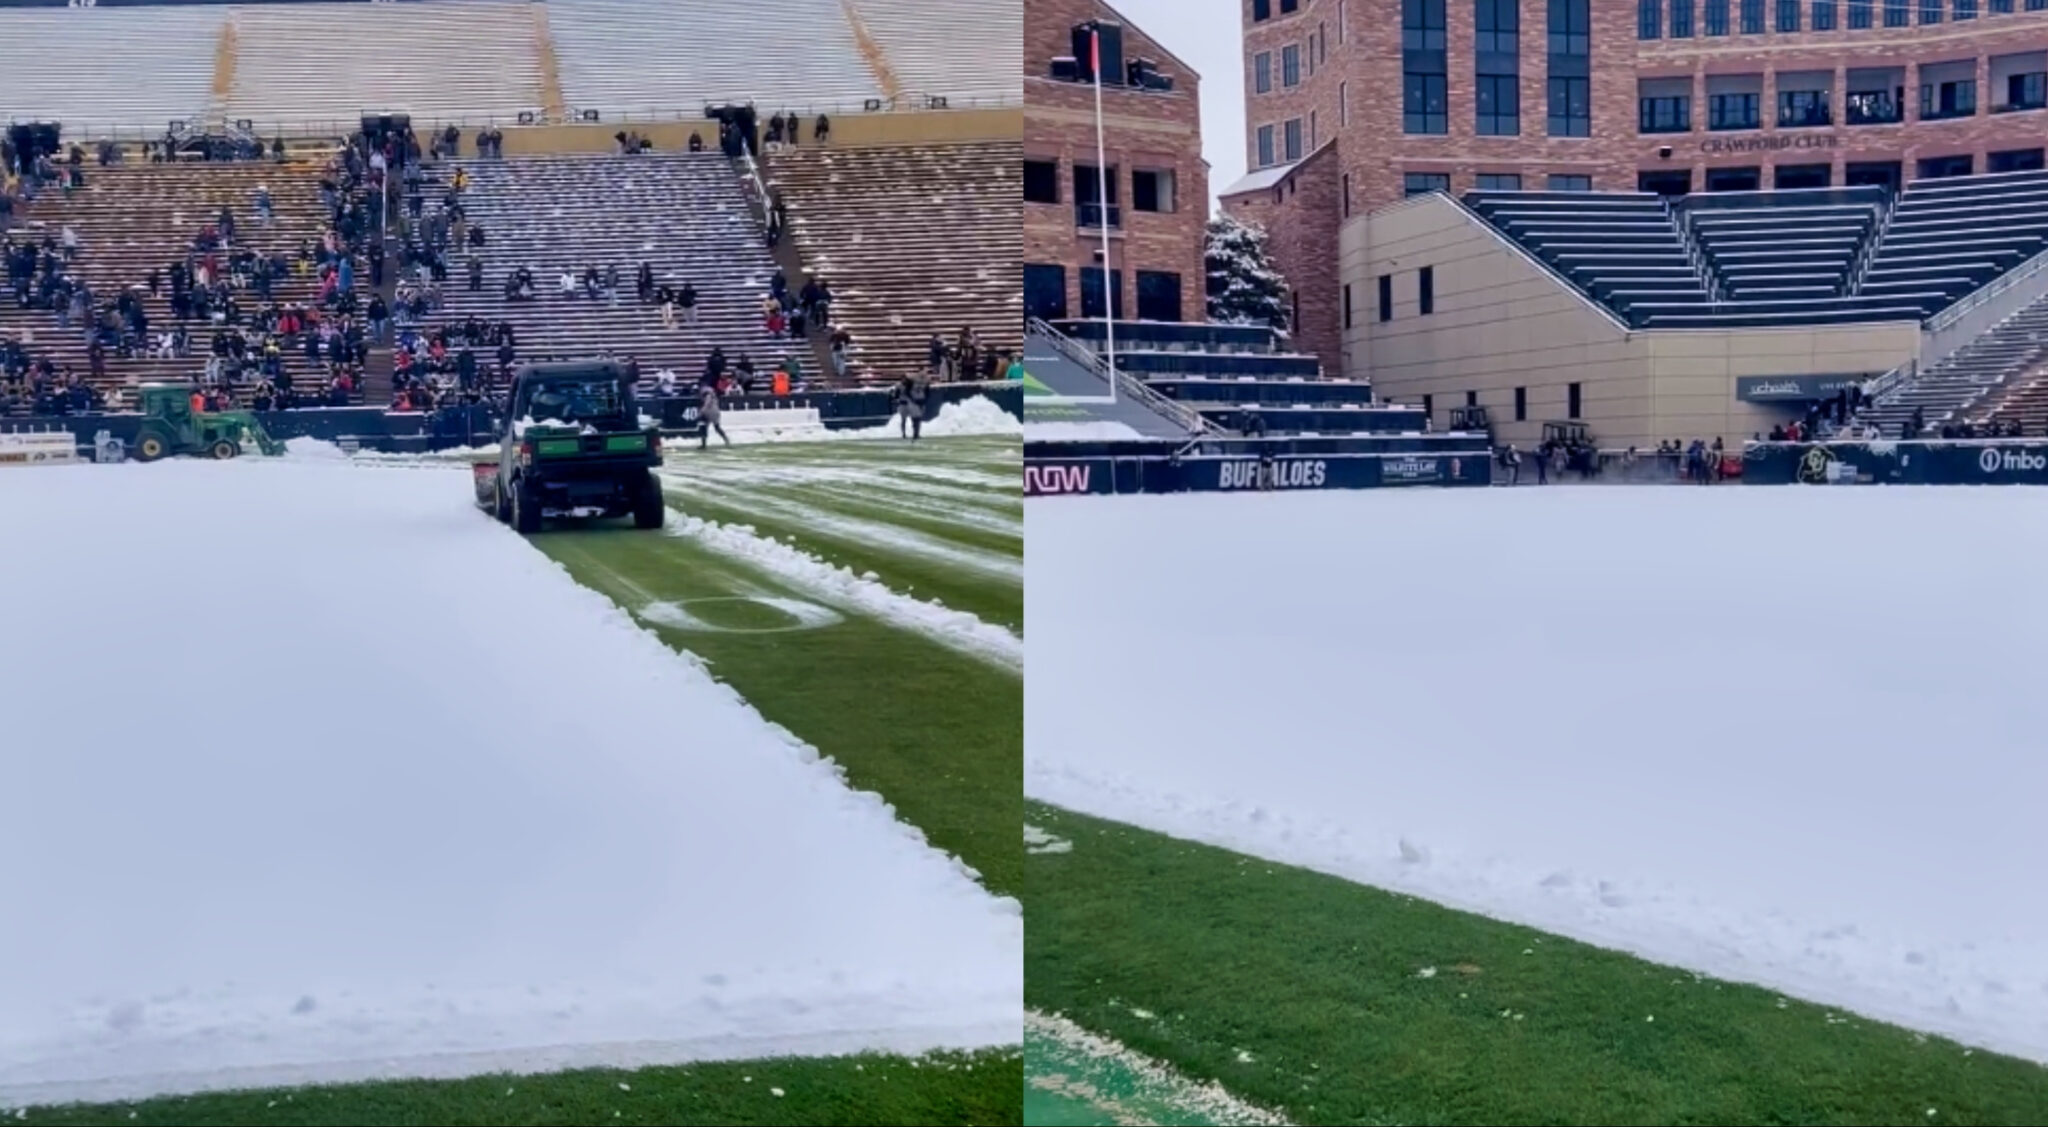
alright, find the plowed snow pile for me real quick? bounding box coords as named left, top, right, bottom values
left=1027, top=486, right=2048, bottom=1063
left=0, top=460, right=1021, bottom=1107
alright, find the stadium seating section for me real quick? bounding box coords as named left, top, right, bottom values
left=1860, top=291, right=2048, bottom=437
left=1052, top=320, right=1429, bottom=437
left=0, top=162, right=337, bottom=404
left=768, top=141, right=1021, bottom=380
left=430, top=152, right=789, bottom=385
left=1465, top=169, right=2048, bottom=331
left=0, top=0, right=1019, bottom=136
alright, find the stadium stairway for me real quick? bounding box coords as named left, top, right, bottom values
left=1050, top=319, right=1428, bottom=437
left=429, top=151, right=795, bottom=387
left=766, top=141, right=1021, bottom=381
left=1861, top=289, right=2048, bottom=437
left=0, top=162, right=339, bottom=405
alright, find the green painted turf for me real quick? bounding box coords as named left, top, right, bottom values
left=1025, top=802, right=2048, bottom=1126
left=10, top=1049, right=1020, bottom=1127
left=15, top=438, right=1023, bottom=1127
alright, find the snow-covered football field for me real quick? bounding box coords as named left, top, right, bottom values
left=0, top=451, right=1021, bottom=1107
left=1026, top=485, right=2048, bottom=1064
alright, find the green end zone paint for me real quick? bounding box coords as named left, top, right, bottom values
left=1025, top=1012, right=1289, bottom=1127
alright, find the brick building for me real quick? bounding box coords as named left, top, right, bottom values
left=1024, top=0, right=1209, bottom=327
left=1225, top=0, right=2048, bottom=378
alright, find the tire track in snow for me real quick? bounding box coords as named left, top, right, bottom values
left=663, top=509, right=1023, bottom=675
left=666, top=477, right=1022, bottom=582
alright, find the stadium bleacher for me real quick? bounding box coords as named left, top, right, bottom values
left=1465, top=171, right=2048, bottom=331
left=767, top=140, right=1021, bottom=381
left=0, top=161, right=337, bottom=405
left=0, top=7, right=222, bottom=133
left=1051, top=319, right=1430, bottom=437
left=1860, top=290, right=2048, bottom=437
left=849, top=0, right=1024, bottom=104
left=547, top=0, right=881, bottom=116
left=428, top=152, right=788, bottom=385
left=225, top=1, right=545, bottom=127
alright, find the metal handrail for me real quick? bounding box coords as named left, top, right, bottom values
left=1025, top=317, right=1217, bottom=435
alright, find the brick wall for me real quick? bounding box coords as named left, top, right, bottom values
left=1024, top=0, right=1209, bottom=325
left=1221, top=146, right=1343, bottom=375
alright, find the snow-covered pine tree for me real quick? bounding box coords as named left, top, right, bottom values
left=1204, top=215, right=1289, bottom=331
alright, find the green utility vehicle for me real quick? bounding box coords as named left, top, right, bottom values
left=130, top=382, right=285, bottom=461
left=474, top=361, right=666, bottom=533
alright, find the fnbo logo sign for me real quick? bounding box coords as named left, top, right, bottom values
left=1978, top=447, right=2048, bottom=474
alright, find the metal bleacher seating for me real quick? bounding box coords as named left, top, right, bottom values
left=548, top=0, right=882, bottom=116
left=1862, top=169, right=2048, bottom=313
left=0, top=161, right=337, bottom=405
left=1463, top=191, right=1709, bottom=328
left=767, top=140, right=1021, bottom=381
left=226, top=1, right=544, bottom=130
left=0, top=7, right=222, bottom=134
left=849, top=0, right=1024, bottom=105
left=429, top=151, right=790, bottom=387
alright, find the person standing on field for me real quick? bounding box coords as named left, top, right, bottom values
left=698, top=382, right=729, bottom=448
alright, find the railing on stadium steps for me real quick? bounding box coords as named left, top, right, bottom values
left=1025, top=317, right=1218, bottom=437
left=1866, top=244, right=2048, bottom=407
left=23, top=93, right=1022, bottom=145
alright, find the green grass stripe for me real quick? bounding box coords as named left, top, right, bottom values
left=1025, top=802, right=2048, bottom=1126
left=15, top=1048, right=1021, bottom=1126
left=537, top=530, right=1021, bottom=897
left=656, top=485, right=1022, bottom=634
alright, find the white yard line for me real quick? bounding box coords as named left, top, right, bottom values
left=665, top=477, right=1022, bottom=582
left=665, top=511, right=1023, bottom=675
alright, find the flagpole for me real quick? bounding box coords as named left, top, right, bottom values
left=1092, top=25, right=1117, bottom=404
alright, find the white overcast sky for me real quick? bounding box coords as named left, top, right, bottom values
left=1109, top=0, right=1245, bottom=212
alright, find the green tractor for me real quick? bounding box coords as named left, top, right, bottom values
left=130, top=382, right=285, bottom=462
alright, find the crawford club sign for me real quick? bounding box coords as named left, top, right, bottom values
left=1699, top=134, right=1841, bottom=155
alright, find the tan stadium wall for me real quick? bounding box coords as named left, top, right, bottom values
left=1341, top=193, right=1920, bottom=451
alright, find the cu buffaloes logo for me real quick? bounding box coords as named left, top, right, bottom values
left=1797, top=446, right=1834, bottom=484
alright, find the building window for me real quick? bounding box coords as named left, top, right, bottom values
left=1477, top=0, right=1520, bottom=135
left=1919, top=0, right=1941, bottom=21
left=1514, top=386, right=1528, bottom=421
left=1404, top=172, right=1452, bottom=195
left=1080, top=267, right=1124, bottom=319
left=1813, top=0, right=1838, bottom=27
left=1639, top=0, right=1663, bottom=37
left=1991, top=0, right=2011, bottom=10
left=1419, top=266, right=1435, bottom=314
left=1706, top=0, right=1731, bottom=31
left=1922, top=78, right=1977, bottom=119
left=2007, top=71, right=2047, bottom=110
left=1253, top=0, right=1271, bottom=20
left=1340, top=80, right=1350, bottom=125
left=1024, top=264, right=1068, bottom=321
left=1640, top=95, right=1692, bottom=132
left=1135, top=271, right=1183, bottom=323
left=1255, top=52, right=1272, bottom=94
left=1133, top=169, right=1175, bottom=213
left=1777, top=0, right=1801, bottom=29
left=1884, top=0, right=1908, bottom=25
left=1476, top=173, right=1523, bottom=189
left=1404, top=0, right=1450, bottom=134
left=1319, top=20, right=1328, bottom=61
left=1282, top=0, right=1298, bottom=11
left=1548, top=0, right=1591, bottom=137
left=1741, top=0, right=1764, bottom=30
left=1284, top=118, right=1304, bottom=160
left=1282, top=44, right=1301, bottom=86
left=1344, top=283, right=1355, bottom=329
left=1256, top=125, right=1275, bottom=167
left=1848, top=0, right=1872, bottom=24
left=1956, top=0, right=1977, bottom=15
left=1779, top=89, right=1830, bottom=126
left=1548, top=173, right=1593, bottom=190
left=1310, top=109, right=1319, bottom=150
left=1567, top=382, right=1582, bottom=419
left=1710, top=92, right=1760, bottom=129
left=1074, top=164, right=1119, bottom=228
left=1023, top=159, right=1059, bottom=204
left=1476, top=74, right=1521, bottom=135
left=1378, top=274, right=1393, bottom=321
left=1672, top=0, right=1696, bottom=34
left=1342, top=172, right=1353, bottom=216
